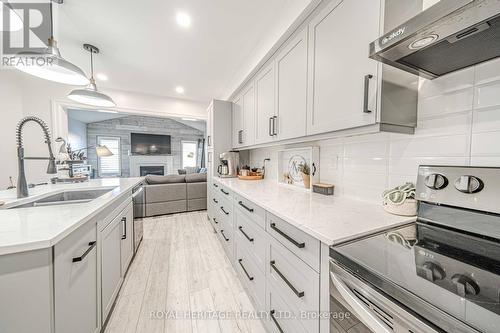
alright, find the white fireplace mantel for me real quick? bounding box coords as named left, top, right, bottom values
left=129, top=155, right=174, bottom=177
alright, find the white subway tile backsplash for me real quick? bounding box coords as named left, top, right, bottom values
left=389, top=135, right=470, bottom=158
left=388, top=157, right=469, bottom=176
left=475, top=58, right=500, bottom=85
left=418, top=68, right=474, bottom=98
left=416, top=112, right=471, bottom=137
left=471, top=132, right=500, bottom=156
left=474, top=80, right=500, bottom=109
left=472, top=108, right=500, bottom=133
left=418, top=88, right=473, bottom=118
left=470, top=157, right=500, bottom=167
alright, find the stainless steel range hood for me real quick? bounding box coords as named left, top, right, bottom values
left=370, top=0, right=500, bottom=79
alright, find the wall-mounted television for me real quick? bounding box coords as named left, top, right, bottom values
left=131, top=133, right=171, bottom=155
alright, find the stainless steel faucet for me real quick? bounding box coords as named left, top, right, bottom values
left=16, top=116, right=57, bottom=198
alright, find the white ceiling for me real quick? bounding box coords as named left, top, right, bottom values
left=54, top=0, right=313, bottom=103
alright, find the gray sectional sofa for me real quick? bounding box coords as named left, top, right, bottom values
left=144, top=173, right=207, bottom=216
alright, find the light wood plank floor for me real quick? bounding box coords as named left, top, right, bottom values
left=105, top=211, right=267, bottom=333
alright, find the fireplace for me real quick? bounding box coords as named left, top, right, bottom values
left=140, top=165, right=164, bottom=176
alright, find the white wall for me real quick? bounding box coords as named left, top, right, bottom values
left=249, top=58, right=500, bottom=204
left=0, top=70, right=207, bottom=190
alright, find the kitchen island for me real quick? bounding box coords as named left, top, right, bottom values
left=0, top=177, right=143, bottom=333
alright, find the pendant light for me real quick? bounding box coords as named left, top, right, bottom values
left=0, top=0, right=23, bottom=31
left=67, top=44, right=116, bottom=107
left=14, top=0, right=89, bottom=85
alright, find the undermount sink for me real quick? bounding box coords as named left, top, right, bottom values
left=7, top=188, right=115, bottom=209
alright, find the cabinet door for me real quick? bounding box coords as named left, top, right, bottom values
left=101, top=215, right=123, bottom=323
left=206, top=103, right=213, bottom=149
left=120, top=203, right=134, bottom=275
left=276, top=28, right=308, bottom=141
left=307, top=0, right=380, bottom=135
left=54, top=220, right=98, bottom=333
left=254, top=62, right=276, bottom=144
left=232, top=96, right=243, bottom=148
left=242, top=84, right=255, bottom=146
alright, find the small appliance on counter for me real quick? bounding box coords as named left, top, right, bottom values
left=217, top=151, right=239, bottom=178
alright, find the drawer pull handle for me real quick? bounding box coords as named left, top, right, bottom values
left=213, top=217, right=219, bottom=224
left=220, top=206, right=230, bottom=215
left=270, top=310, right=284, bottom=333
left=238, top=226, right=254, bottom=242
left=270, top=260, right=305, bottom=298
left=72, top=241, right=96, bottom=263
left=213, top=198, right=219, bottom=204
left=270, top=223, right=305, bottom=248
left=220, top=188, right=229, bottom=195
left=238, top=259, right=254, bottom=281
left=238, top=201, right=254, bottom=212
left=121, top=217, right=127, bottom=240
left=213, top=183, right=219, bottom=188
left=221, top=230, right=230, bottom=242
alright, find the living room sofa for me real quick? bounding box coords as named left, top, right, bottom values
left=144, top=173, right=207, bottom=216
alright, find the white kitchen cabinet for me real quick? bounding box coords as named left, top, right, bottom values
left=101, top=213, right=123, bottom=322
left=275, top=28, right=308, bottom=141
left=242, top=84, right=255, bottom=146
left=254, top=62, right=277, bottom=145
left=307, top=0, right=380, bottom=135
left=54, top=220, right=98, bottom=333
left=206, top=103, right=213, bottom=149
left=120, top=203, right=134, bottom=275
left=232, top=95, right=244, bottom=148
left=206, top=100, right=232, bottom=177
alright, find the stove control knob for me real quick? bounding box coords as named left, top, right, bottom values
left=454, top=176, right=484, bottom=194
left=422, top=262, right=446, bottom=281
left=451, top=274, right=480, bottom=297
left=425, top=174, right=448, bottom=190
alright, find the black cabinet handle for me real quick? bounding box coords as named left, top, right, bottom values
left=272, top=116, right=278, bottom=136
left=72, top=241, right=96, bottom=263
left=121, top=217, right=127, bottom=240
left=213, top=183, right=219, bottom=188
left=238, top=259, right=254, bottom=281
left=213, top=198, right=219, bottom=204
left=220, top=188, right=229, bottom=195
left=270, top=223, right=305, bottom=248
left=363, top=74, right=374, bottom=113
left=270, top=260, right=305, bottom=298
left=238, top=201, right=254, bottom=213
left=270, top=310, right=284, bottom=333
left=220, top=206, right=229, bottom=215
left=312, top=163, right=317, bottom=176
left=238, top=226, right=254, bottom=242
left=213, top=217, right=219, bottom=224
left=221, top=230, right=230, bottom=242
left=269, top=117, right=273, bottom=137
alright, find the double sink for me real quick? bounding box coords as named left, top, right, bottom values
left=6, top=188, right=115, bottom=209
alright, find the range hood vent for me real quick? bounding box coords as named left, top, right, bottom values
left=370, top=0, right=500, bottom=79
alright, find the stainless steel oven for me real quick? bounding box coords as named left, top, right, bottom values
left=329, top=166, right=500, bottom=333
left=132, top=183, right=144, bottom=252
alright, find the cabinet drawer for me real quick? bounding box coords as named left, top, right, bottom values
left=234, top=211, right=268, bottom=271
left=267, top=213, right=320, bottom=271
left=234, top=243, right=265, bottom=310
left=268, top=288, right=308, bottom=333
left=217, top=195, right=233, bottom=225
left=268, top=238, right=319, bottom=332
left=218, top=218, right=234, bottom=260
left=233, top=193, right=266, bottom=229
left=217, top=183, right=233, bottom=199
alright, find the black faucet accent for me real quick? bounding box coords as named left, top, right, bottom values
left=16, top=116, right=57, bottom=198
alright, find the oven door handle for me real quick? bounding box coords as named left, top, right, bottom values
left=330, top=272, right=392, bottom=333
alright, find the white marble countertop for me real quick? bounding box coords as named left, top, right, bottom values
left=214, top=178, right=416, bottom=245
left=0, top=178, right=143, bottom=256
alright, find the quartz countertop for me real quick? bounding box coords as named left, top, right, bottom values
left=214, top=178, right=416, bottom=245
left=0, top=178, right=143, bottom=255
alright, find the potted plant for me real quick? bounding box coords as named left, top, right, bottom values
left=297, top=162, right=311, bottom=188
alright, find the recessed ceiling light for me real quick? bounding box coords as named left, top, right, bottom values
left=182, top=117, right=198, bottom=121
left=96, top=73, right=108, bottom=81
left=176, top=12, right=191, bottom=28
left=175, top=86, right=185, bottom=94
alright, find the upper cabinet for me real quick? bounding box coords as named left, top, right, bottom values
left=306, top=0, right=380, bottom=135
left=232, top=96, right=243, bottom=148
left=275, top=28, right=308, bottom=141
left=206, top=103, right=213, bottom=149
left=254, top=63, right=276, bottom=145
left=233, top=84, right=255, bottom=148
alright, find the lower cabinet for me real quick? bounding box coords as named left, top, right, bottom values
left=101, top=212, right=124, bottom=322
left=120, top=203, right=134, bottom=275
left=54, top=219, right=98, bottom=333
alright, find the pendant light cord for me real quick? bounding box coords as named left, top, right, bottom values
left=90, top=49, right=94, bottom=79
left=49, top=1, right=54, bottom=39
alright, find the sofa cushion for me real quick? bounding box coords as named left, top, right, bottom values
left=187, top=182, right=207, bottom=199
left=146, top=174, right=185, bottom=184
left=145, top=183, right=187, bottom=203
left=185, top=166, right=200, bottom=174
left=185, top=173, right=207, bottom=183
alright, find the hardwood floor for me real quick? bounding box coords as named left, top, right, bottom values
left=105, top=211, right=267, bottom=333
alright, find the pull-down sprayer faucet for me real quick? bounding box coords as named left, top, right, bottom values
left=16, top=116, right=57, bottom=198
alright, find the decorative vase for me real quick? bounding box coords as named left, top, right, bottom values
left=301, top=172, right=311, bottom=189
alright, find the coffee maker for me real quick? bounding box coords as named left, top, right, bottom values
left=218, top=151, right=239, bottom=178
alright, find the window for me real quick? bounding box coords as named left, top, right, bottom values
left=98, top=136, right=121, bottom=177
left=182, top=141, right=198, bottom=168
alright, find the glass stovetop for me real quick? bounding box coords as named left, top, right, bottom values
left=331, top=221, right=500, bottom=333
